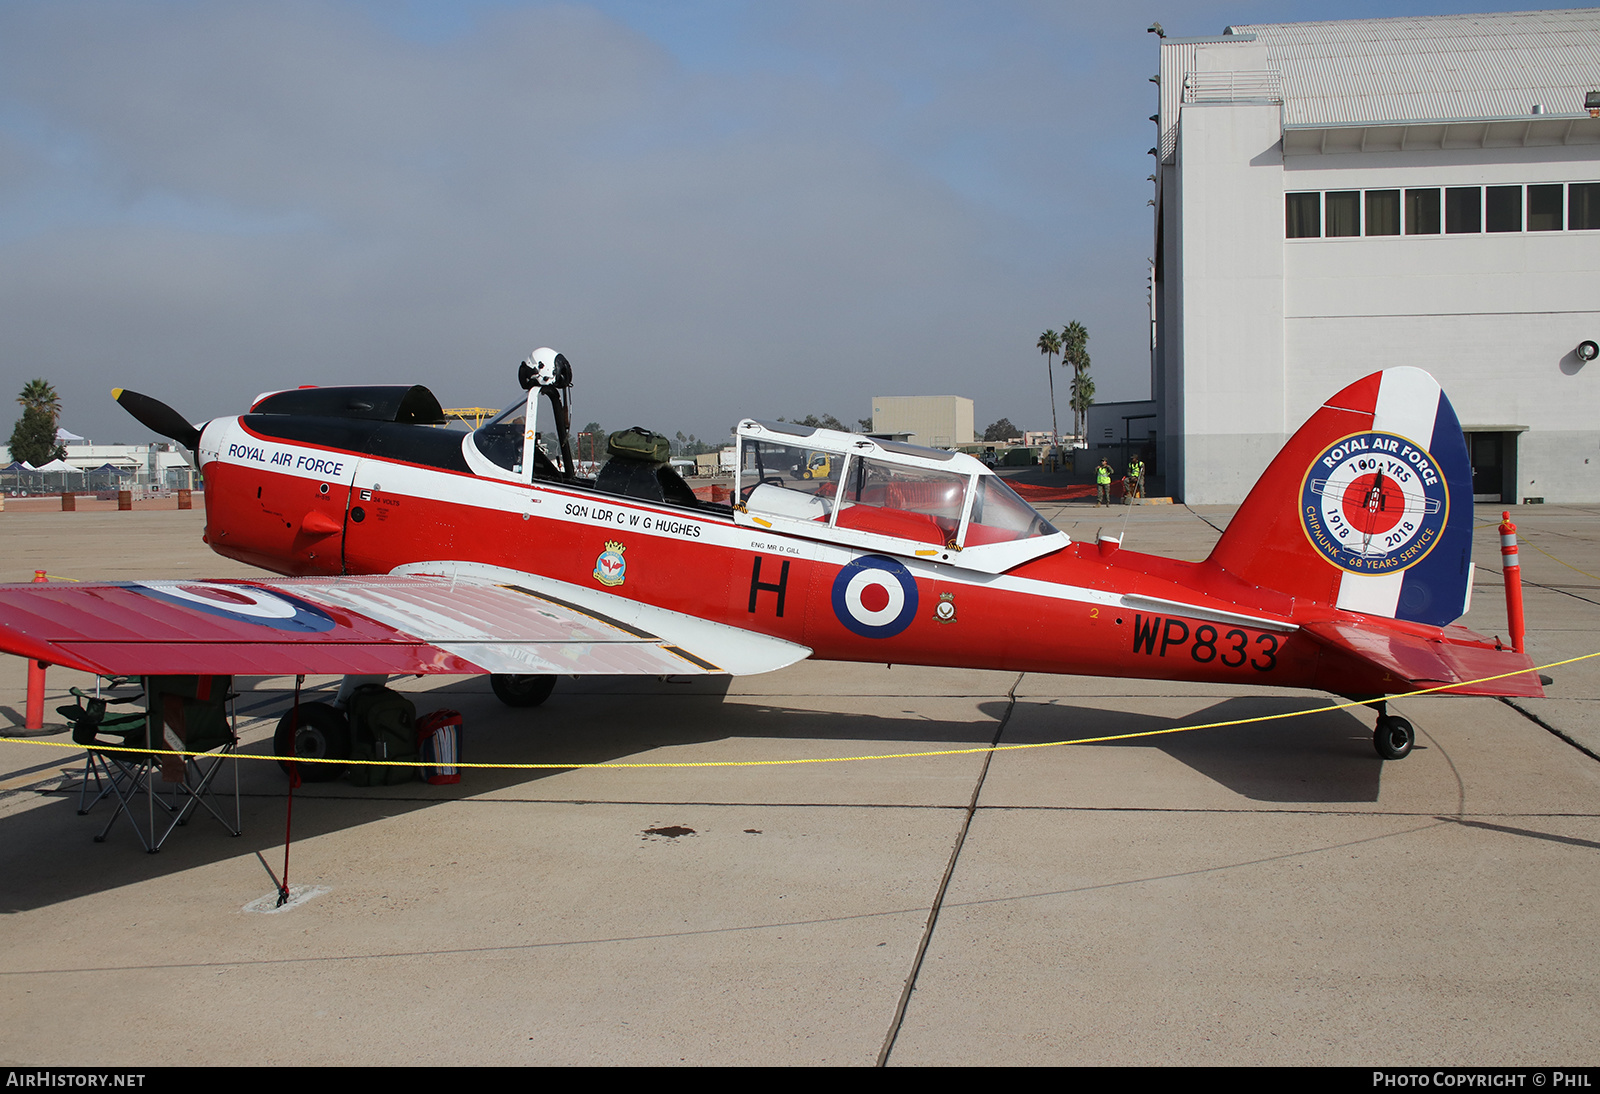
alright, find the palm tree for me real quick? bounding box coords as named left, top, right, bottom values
left=17, top=379, right=61, bottom=424
left=1070, top=371, right=1096, bottom=446
left=1036, top=329, right=1062, bottom=456
left=1059, top=321, right=1090, bottom=440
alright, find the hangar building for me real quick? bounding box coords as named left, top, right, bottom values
left=1153, top=8, right=1600, bottom=504
left=868, top=395, right=975, bottom=449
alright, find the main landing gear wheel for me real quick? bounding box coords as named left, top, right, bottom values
left=273, top=701, right=351, bottom=781
left=491, top=674, right=557, bottom=708
left=1374, top=715, right=1415, bottom=760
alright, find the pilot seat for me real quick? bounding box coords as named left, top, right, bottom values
left=594, top=427, right=698, bottom=507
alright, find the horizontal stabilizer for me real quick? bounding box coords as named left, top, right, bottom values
left=1300, top=620, right=1544, bottom=698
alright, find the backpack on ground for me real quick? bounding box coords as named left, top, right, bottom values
left=346, top=684, right=419, bottom=787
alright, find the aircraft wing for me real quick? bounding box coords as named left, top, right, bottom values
left=0, top=568, right=812, bottom=678
left=1299, top=620, right=1545, bottom=698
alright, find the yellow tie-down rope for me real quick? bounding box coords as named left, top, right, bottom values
left=7, top=651, right=1594, bottom=773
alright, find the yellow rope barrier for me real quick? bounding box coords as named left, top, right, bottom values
left=6, top=650, right=1593, bottom=772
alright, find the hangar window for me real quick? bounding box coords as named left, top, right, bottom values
left=1285, top=182, right=1597, bottom=240
left=1364, top=190, right=1400, bottom=235
left=1405, top=189, right=1441, bottom=235
left=1325, top=191, right=1360, bottom=236
left=1285, top=193, right=1321, bottom=238
left=1528, top=185, right=1563, bottom=231
left=1486, top=186, right=1522, bottom=232
left=1445, top=187, right=1482, bottom=234
left=1570, top=183, right=1600, bottom=231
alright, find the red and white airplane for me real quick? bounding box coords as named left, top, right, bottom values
left=0, top=354, right=1541, bottom=771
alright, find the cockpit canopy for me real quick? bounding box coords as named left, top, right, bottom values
left=734, top=420, right=1067, bottom=574
left=470, top=399, right=537, bottom=475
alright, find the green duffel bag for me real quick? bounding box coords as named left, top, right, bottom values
left=346, top=684, right=419, bottom=787
left=606, top=426, right=670, bottom=464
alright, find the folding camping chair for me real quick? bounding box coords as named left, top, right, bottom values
left=64, top=675, right=242, bottom=853
left=59, top=678, right=147, bottom=818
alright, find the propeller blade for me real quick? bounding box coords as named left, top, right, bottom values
left=112, top=388, right=203, bottom=451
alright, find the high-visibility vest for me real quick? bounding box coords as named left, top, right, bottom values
left=1096, top=465, right=1111, bottom=485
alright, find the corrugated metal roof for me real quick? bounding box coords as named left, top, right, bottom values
left=1225, top=8, right=1600, bottom=128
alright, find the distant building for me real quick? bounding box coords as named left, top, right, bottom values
left=868, top=396, right=975, bottom=449
left=1, top=440, right=194, bottom=488
left=1085, top=400, right=1158, bottom=453
left=1153, top=9, right=1600, bottom=503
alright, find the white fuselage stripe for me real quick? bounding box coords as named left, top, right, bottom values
left=205, top=418, right=1295, bottom=633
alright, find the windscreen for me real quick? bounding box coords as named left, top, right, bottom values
left=963, top=476, right=1057, bottom=545
left=471, top=400, right=528, bottom=472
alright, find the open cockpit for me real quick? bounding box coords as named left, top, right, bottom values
left=458, top=351, right=1068, bottom=574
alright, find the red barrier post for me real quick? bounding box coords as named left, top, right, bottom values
left=24, top=570, right=48, bottom=730
left=1499, top=511, right=1525, bottom=654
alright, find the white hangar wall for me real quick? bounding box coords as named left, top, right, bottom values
left=1155, top=11, right=1600, bottom=504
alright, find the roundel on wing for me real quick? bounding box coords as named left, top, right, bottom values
left=831, top=555, right=919, bottom=639
left=129, top=582, right=337, bottom=633
left=1299, top=431, right=1450, bottom=575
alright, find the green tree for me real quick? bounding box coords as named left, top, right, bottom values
left=17, top=379, right=61, bottom=422
left=9, top=380, right=65, bottom=465
left=780, top=413, right=851, bottom=432
left=1069, top=371, right=1096, bottom=445
left=1036, top=329, right=1062, bottom=452
left=8, top=407, right=63, bottom=465
left=983, top=418, right=1022, bottom=442
left=1060, top=321, right=1091, bottom=440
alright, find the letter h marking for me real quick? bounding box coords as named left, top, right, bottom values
left=749, top=557, right=790, bottom=617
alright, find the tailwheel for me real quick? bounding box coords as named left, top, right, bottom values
left=490, top=674, right=557, bottom=708
left=1374, top=715, right=1414, bottom=760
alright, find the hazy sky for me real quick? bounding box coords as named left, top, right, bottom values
left=0, top=0, right=1524, bottom=445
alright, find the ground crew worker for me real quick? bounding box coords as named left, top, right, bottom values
left=1128, top=456, right=1145, bottom=500
left=1096, top=458, right=1113, bottom=507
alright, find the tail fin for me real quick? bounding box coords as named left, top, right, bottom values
left=1208, top=367, right=1473, bottom=627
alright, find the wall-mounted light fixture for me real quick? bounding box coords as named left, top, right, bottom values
left=1577, top=340, right=1599, bottom=362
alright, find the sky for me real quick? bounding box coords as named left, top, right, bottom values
left=0, top=0, right=1537, bottom=446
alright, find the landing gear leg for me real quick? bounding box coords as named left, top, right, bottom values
left=1372, top=700, right=1414, bottom=760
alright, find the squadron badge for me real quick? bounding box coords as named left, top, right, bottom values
left=594, top=541, right=627, bottom=587
left=1300, top=431, right=1449, bottom=575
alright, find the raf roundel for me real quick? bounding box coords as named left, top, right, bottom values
left=831, top=555, right=919, bottom=639
left=1300, top=431, right=1449, bottom=575
left=129, top=582, right=337, bottom=633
